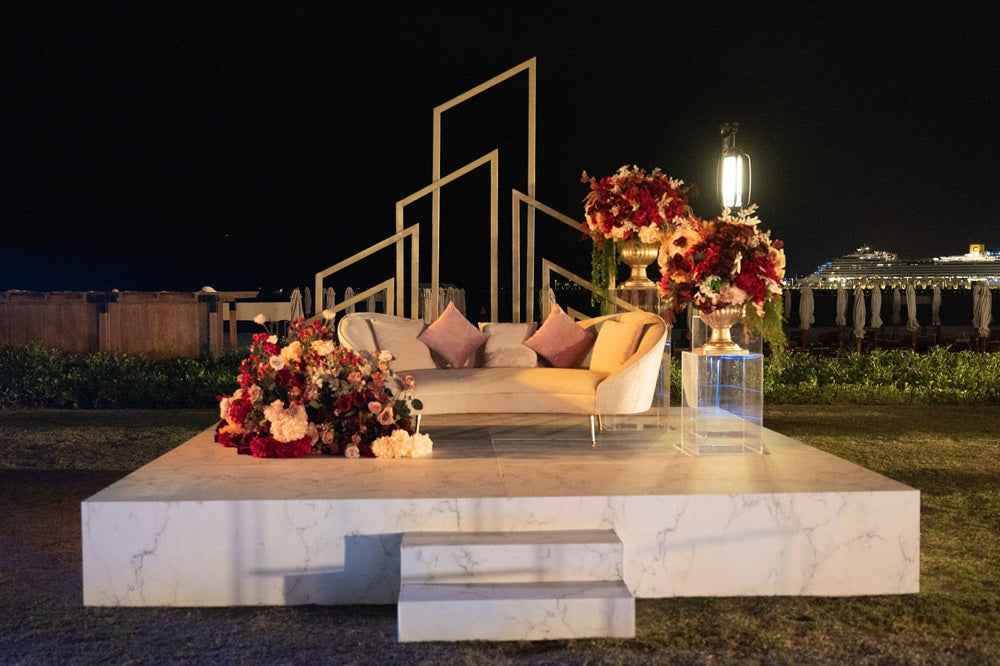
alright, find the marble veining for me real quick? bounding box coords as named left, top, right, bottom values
left=82, top=413, right=920, bottom=606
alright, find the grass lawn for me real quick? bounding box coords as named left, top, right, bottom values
left=1, top=405, right=998, bottom=664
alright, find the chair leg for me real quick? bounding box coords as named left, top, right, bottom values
left=415, top=414, right=422, bottom=433
left=589, top=415, right=605, bottom=447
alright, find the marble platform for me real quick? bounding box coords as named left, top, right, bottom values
left=397, top=530, right=635, bottom=641
left=82, top=413, right=920, bottom=607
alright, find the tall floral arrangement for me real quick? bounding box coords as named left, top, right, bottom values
left=581, top=165, right=691, bottom=243
left=657, top=205, right=786, bottom=348
left=581, top=165, right=692, bottom=303
left=215, top=313, right=431, bottom=459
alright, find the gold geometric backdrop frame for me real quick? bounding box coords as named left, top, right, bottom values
left=315, top=57, right=622, bottom=323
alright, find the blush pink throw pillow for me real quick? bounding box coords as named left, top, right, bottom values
left=417, top=301, right=489, bottom=368
left=524, top=304, right=595, bottom=368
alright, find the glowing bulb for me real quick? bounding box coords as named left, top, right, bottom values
left=721, top=155, right=745, bottom=207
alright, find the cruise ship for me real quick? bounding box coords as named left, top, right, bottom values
left=796, top=244, right=1000, bottom=289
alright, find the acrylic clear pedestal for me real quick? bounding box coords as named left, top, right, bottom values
left=679, top=351, right=763, bottom=454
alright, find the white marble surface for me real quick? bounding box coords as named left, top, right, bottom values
left=400, top=530, right=623, bottom=583
left=82, top=413, right=920, bottom=606
left=398, top=581, right=635, bottom=641
left=398, top=529, right=632, bottom=641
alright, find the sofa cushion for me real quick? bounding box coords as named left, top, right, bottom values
left=370, top=317, right=436, bottom=370
left=524, top=304, right=595, bottom=368
left=418, top=301, right=489, bottom=368
left=478, top=322, right=538, bottom=368
left=589, top=319, right=644, bottom=375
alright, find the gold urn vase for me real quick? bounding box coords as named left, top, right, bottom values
left=698, top=305, right=746, bottom=354
left=619, top=238, right=661, bottom=288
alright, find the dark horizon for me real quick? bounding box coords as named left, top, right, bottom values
left=4, top=4, right=998, bottom=296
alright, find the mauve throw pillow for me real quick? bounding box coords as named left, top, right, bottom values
left=417, top=301, right=489, bottom=368
left=524, top=304, right=595, bottom=368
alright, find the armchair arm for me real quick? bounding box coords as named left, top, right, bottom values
left=594, top=322, right=668, bottom=414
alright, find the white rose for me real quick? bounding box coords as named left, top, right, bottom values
left=253, top=313, right=267, bottom=326
left=345, top=444, right=361, bottom=459
left=321, top=309, right=335, bottom=320
left=312, top=340, right=335, bottom=356
left=389, top=428, right=412, bottom=456
left=371, top=436, right=392, bottom=459
left=637, top=225, right=662, bottom=244
left=410, top=432, right=433, bottom=458
left=263, top=400, right=309, bottom=442
left=269, top=355, right=285, bottom=371
left=219, top=396, right=232, bottom=421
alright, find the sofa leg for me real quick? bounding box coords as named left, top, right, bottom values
left=415, top=414, right=421, bottom=434
left=590, top=415, right=600, bottom=447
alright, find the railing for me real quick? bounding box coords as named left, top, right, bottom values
left=313, top=225, right=419, bottom=318
left=540, top=259, right=641, bottom=321
left=333, top=279, right=397, bottom=318
left=395, top=151, right=498, bottom=320
left=431, top=58, right=536, bottom=322
left=512, top=190, right=610, bottom=323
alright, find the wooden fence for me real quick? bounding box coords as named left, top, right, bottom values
left=0, top=291, right=247, bottom=358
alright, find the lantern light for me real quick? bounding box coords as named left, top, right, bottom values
left=718, top=122, right=751, bottom=209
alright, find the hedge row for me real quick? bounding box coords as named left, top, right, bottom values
left=0, top=344, right=241, bottom=409
left=3, top=344, right=999, bottom=409
left=671, top=347, right=1000, bottom=405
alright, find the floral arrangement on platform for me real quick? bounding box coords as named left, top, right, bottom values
left=580, top=165, right=694, bottom=305
left=215, top=313, right=431, bottom=459
left=657, top=204, right=786, bottom=346
left=581, top=164, right=692, bottom=245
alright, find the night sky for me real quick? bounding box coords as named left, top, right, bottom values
left=4, top=4, right=998, bottom=305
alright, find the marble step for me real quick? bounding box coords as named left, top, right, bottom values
left=400, top=529, right=623, bottom=584
left=397, top=580, right=635, bottom=642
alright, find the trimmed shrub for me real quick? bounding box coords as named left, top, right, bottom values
left=0, top=344, right=242, bottom=409
left=669, top=347, right=1000, bottom=405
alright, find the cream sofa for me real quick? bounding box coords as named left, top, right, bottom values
left=337, top=310, right=668, bottom=442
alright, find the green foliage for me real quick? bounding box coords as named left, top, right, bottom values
left=667, top=346, right=1000, bottom=405
left=764, top=347, right=1000, bottom=404
left=743, top=297, right=787, bottom=356
left=589, top=240, right=619, bottom=313
left=0, top=344, right=242, bottom=409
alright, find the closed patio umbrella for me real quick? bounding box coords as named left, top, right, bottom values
left=931, top=286, right=942, bottom=327
left=303, top=286, right=312, bottom=316
left=973, top=282, right=992, bottom=345
left=420, top=288, right=433, bottom=323
left=289, top=288, right=304, bottom=321
left=853, top=286, right=866, bottom=343
left=891, top=287, right=902, bottom=328
left=905, top=284, right=919, bottom=333
left=835, top=286, right=847, bottom=327
left=799, top=286, right=815, bottom=346
left=344, top=287, right=356, bottom=314
left=870, top=288, right=883, bottom=331
left=324, top=287, right=336, bottom=311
